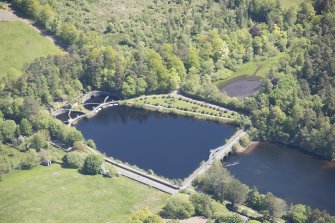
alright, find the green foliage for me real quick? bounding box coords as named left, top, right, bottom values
left=288, top=204, right=308, bottom=223
left=103, top=162, right=119, bottom=177
left=239, top=134, right=250, bottom=147
left=86, top=139, right=96, bottom=149
left=20, top=118, right=32, bottom=136
left=63, top=151, right=87, bottom=169
left=214, top=214, right=244, bottom=223
left=28, top=130, right=50, bottom=151
left=190, top=193, right=215, bottom=218
left=21, top=149, right=40, bottom=170
left=246, top=187, right=266, bottom=211
left=0, top=119, right=17, bottom=143
left=160, top=194, right=195, bottom=219
left=262, top=193, right=287, bottom=220
left=128, top=208, right=163, bottom=223
left=82, top=154, right=103, bottom=175
left=193, top=160, right=231, bottom=202
left=224, top=178, right=249, bottom=206
left=72, top=141, right=86, bottom=152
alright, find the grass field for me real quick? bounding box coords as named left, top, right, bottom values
left=0, top=21, right=62, bottom=78
left=215, top=53, right=285, bottom=88
left=0, top=164, right=168, bottom=223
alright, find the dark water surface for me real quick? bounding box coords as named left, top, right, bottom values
left=220, top=77, right=260, bottom=98
left=225, top=143, right=335, bottom=214
left=76, top=106, right=236, bottom=179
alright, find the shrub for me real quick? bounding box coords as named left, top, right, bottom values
left=21, top=149, right=40, bottom=170
left=240, top=134, right=250, bottom=147
left=72, top=141, right=86, bottom=152
left=160, top=194, right=195, bottom=219
left=63, top=151, right=87, bottom=169
left=82, top=154, right=103, bottom=175
left=190, top=193, right=214, bottom=218
left=86, top=139, right=96, bottom=149
left=215, top=214, right=244, bottom=223
left=128, top=208, right=163, bottom=223
left=103, top=162, right=119, bottom=177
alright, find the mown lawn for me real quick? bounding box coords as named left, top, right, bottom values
left=215, top=53, right=285, bottom=88
left=0, top=164, right=168, bottom=223
left=0, top=21, right=62, bottom=78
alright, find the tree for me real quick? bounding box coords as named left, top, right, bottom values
left=161, top=194, right=195, bottom=219
left=29, top=130, right=50, bottom=151
left=288, top=204, right=308, bottom=223
left=246, top=187, right=265, bottom=211
left=193, top=159, right=231, bottom=202
left=21, top=96, right=40, bottom=121
left=224, top=178, right=249, bottom=206
left=190, top=193, right=214, bottom=218
left=60, top=23, right=79, bottom=45
left=82, top=154, right=103, bottom=175
left=0, top=120, right=17, bottom=143
left=262, top=193, right=287, bottom=220
left=20, top=118, right=33, bottom=137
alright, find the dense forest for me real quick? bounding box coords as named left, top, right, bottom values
left=2, top=0, right=333, bottom=160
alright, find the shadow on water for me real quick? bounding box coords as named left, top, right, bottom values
left=55, top=112, right=69, bottom=122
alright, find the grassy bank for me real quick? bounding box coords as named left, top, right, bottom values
left=0, top=164, right=168, bottom=223
left=0, top=21, right=62, bottom=78
left=215, top=53, right=285, bottom=88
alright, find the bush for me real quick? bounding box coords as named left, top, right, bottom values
left=28, top=130, right=50, bottom=151
left=72, top=141, right=86, bottom=152
left=86, top=139, right=96, bottom=149
left=82, top=154, right=103, bottom=175
left=21, top=149, right=40, bottom=170
left=103, top=162, right=119, bottom=177
left=239, top=134, right=250, bottom=147
left=63, top=151, right=87, bottom=169
left=215, top=214, right=244, bottom=223
left=160, top=194, right=195, bottom=219
left=128, top=208, right=163, bottom=223
left=190, top=193, right=214, bottom=218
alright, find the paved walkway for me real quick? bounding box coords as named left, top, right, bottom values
left=85, top=145, right=179, bottom=194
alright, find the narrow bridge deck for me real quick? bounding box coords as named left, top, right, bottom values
left=181, top=129, right=247, bottom=189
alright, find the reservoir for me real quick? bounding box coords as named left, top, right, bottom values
left=76, top=106, right=236, bottom=179
left=225, top=143, right=335, bottom=214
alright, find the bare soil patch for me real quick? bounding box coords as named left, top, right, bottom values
left=0, top=9, right=19, bottom=21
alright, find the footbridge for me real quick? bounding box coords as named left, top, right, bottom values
left=180, top=129, right=247, bottom=190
